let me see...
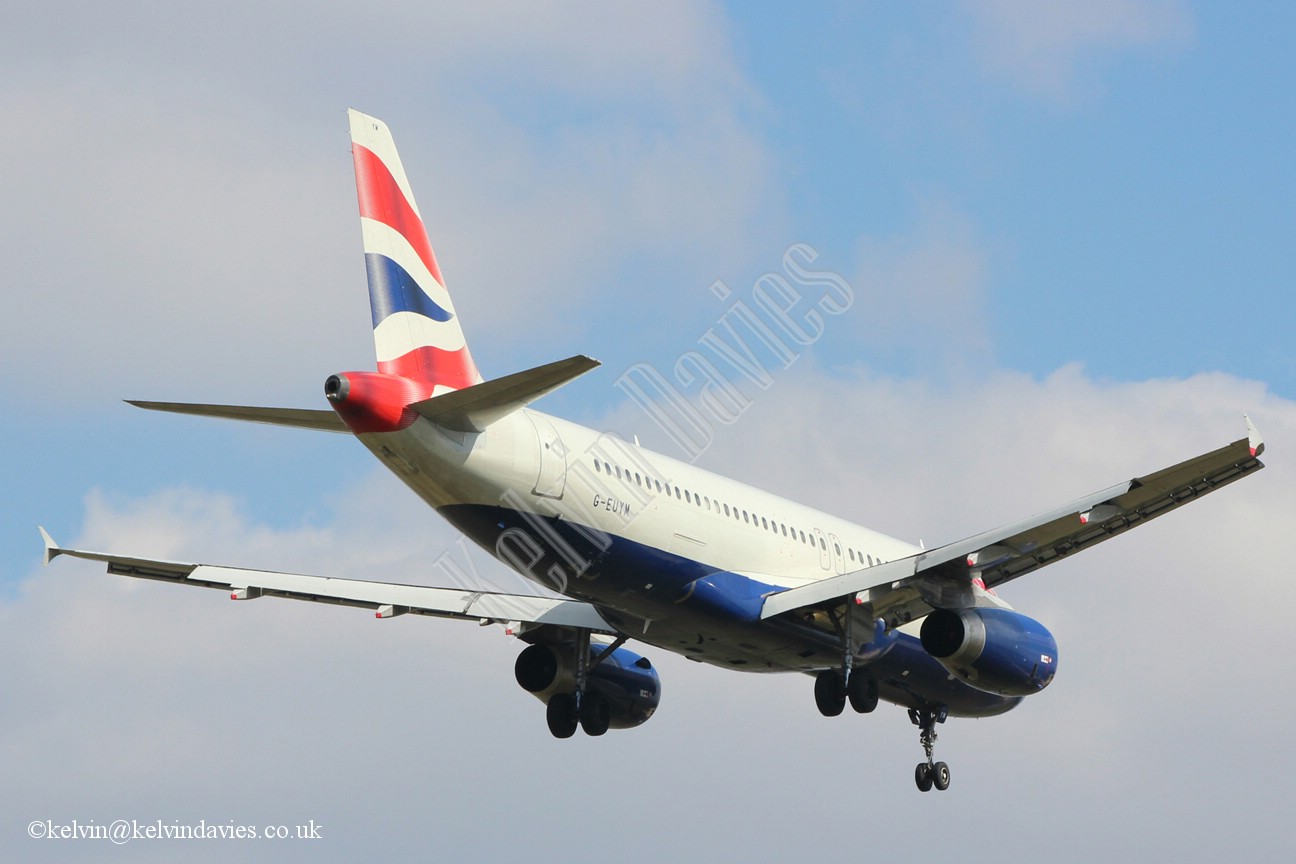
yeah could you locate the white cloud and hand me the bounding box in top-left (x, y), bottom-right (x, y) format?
top-left (0, 1), bottom-right (775, 404)
top-left (411, 104), bottom-right (777, 363)
top-left (6, 363), bottom-right (1292, 862)
top-left (960, 0), bottom-right (1194, 101)
top-left (848, 200), bottom-right (994, 378)
top-left (0, 92), bottom-right (371, 405)
top-left (3, 4), bottom-right (1289, 860)
top-left (600, 358), bottom-right (1293, 856)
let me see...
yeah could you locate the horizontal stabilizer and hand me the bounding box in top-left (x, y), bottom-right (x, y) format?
top-left (409, 354), bottom-right (600, 432)
top-left (128, 401), bottom-right (348, 432)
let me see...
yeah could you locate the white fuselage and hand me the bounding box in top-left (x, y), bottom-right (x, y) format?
top-left (365, 408), bottom-right (918, 590)
top-left (353, 407), bottom-right (1019, 717)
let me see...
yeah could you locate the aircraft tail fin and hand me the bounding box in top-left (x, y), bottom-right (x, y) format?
top-left (348, 109), bottom-right (483, 394)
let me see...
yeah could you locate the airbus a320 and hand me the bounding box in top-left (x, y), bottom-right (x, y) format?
top-left (42, 110), bottom-right (1266, 792)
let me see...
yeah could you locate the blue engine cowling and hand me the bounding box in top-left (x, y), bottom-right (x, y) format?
top-left (919, 607), bottom-right (1058, 697)
top-left (514, 643), bottom-right (661, 729)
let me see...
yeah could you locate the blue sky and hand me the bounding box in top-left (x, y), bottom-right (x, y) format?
top-left (2, 3), bottom-right (1294, 862)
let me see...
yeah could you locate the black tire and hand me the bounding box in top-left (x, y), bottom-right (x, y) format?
top-left (579, 692), bottom-right (611, 737)
top-left (814, 669), bottom-right (846, 717)
top-left (915, 762), bottom-right (933, 792)
top-left (848, 674), bottom-right (879, 714)
top-left (546, 692), bottom-right (578, 739)
top-left (932, 761), bottom-right (951, 791)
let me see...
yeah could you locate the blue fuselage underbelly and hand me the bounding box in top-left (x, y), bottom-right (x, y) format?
top-left (439, 502), bottom-right (1020, 718)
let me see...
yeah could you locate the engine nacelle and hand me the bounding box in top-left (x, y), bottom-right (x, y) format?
top-left (919, 607), bottom-right (1058, 697)
top-left (514, 643), bottom-right (661, 730)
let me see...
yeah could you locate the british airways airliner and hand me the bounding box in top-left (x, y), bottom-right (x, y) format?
top-left (42, 110), bottom-right (1266, 792)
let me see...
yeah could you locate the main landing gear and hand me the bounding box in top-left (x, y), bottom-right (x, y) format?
top-left (544, 628), bottom-right (624, 739)
top-left (545, 689), bottom-right (609, 738)
top-left (813, 668), bottom-right (879, 717)
top-left (814, 610), bottom-right (881, 718)
top-left (815, 615), bottom-right (948, 790)
top-left (909, 707), bottom-right (950, 792)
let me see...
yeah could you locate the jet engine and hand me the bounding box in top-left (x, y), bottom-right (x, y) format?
top-left (919, 607), bottom-right (1058, 697)
top-left (514, 642), bottom-right (660, 729)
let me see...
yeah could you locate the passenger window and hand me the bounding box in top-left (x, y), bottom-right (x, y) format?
top-left (635, 472), bottom-right (642, 485)
top-left (593, 459), bottom-right (601, 472)
top-left (800, 530), bottom-right (806, 543)
top-left (615, 466), bottom-right (622, 479)
top-left (849, 549), bottom-right (856, 562)
top-left (743, 511), bottom-right (750, 523)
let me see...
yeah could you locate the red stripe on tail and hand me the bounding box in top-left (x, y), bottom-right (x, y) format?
top-left (352, 143), bottom-right (445, 288)
top-left (378, 346), bottom-right (481, 391)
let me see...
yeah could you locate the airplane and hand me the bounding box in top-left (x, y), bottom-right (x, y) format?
top-left (41, 109), bottom-right (1267, 792)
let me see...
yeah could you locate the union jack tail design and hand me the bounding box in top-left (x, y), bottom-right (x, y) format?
top-left (348, 109), bottom-right (483, 393)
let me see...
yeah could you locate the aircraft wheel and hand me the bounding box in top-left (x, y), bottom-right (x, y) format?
top-left (579, 692), bottom-right (611, 737)
top-left (915, 763), bottom-right (934, 793)
top-left (546, 693), bottom-right (578, 739)
top-left (814, 670), bottom-right (846, 717)
top-left (932, 761), bottom-right (951, 791)
top-left (848, 674), bottom-right (879, 714)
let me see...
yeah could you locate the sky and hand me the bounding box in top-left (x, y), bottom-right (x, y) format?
top-left (2, 1), bottom-right (1294, 861)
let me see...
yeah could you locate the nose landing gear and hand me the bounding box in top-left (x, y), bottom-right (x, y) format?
top-left (909, 706), bottom-right (950, 792)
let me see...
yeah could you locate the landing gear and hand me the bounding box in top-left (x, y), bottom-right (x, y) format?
top-left (546, 692), bottom-right (578, 739)
top-left (815, 668), bottom-right (879, 717)
top-left (579, 691), bottom-right (611, 736)
top-left (814, 669), bottom-right (846, 717)
top-left (914, 761), bottom-right (950, 792)
top-left (932, 761), bottom-right (951, 791)
top-left (847, 673), bottom-right (879, 714)
top-left (543, 628), bottom-right (621, 739)
top-left (909, 706), bottom-right (950, 792)
top-left (815, 607), bottom-right (881, 717)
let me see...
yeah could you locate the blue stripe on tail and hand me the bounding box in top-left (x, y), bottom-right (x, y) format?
top-left (365, 253), bottom-right (453, 327)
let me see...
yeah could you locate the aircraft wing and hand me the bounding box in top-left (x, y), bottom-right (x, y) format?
top-left (761, 418), bottom-right (1266, 626)
top-left (40, 529), bottom-right (615, 633)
